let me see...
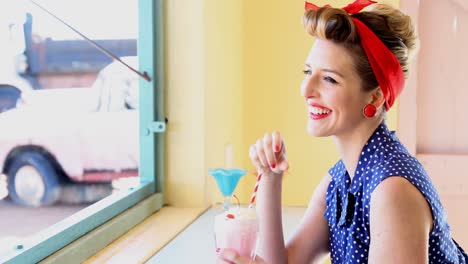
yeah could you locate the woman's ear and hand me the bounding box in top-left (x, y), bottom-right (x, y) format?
top-left (371, 87), bottom-right (385, 109)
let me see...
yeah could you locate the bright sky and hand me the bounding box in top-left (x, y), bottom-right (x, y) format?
top-left (5, 0), bottom-right (138, 40)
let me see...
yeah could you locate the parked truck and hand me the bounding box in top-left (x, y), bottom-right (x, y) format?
top-left (0, 57), bottom-right (139, 207)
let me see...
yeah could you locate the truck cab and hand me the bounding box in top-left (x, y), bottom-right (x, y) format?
top-left (0, 4), bottom-right (33, 113)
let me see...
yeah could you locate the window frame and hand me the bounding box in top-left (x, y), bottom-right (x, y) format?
top-left (1, 0), bottom-right (165, 262)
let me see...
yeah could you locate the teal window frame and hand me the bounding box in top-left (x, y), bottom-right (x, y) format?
top-left (1, 0), bottom-right (165, 262)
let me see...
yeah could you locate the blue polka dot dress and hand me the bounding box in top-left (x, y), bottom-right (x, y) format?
top-left (325, 122), bottom-right (468, 264)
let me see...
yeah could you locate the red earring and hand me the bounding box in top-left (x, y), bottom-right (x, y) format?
top-left (363, 104), bottom-right (377, 118)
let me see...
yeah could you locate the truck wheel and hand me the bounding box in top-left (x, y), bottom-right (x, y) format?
top-left (6, 151), bottom-right (61, 207)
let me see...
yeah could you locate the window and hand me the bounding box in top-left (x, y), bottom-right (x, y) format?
top-left (0, 0), bottom-right (164, 262)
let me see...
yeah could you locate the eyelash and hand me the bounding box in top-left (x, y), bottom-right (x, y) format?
top-left (323, 76), bottom-right (338, 84)
top-left (302, 70), bottom-right (338, 84)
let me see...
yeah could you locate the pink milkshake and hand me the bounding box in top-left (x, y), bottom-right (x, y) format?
top-left (214, 207), bottom-right (259, 259)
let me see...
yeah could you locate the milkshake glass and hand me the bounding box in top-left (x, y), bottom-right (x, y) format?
top-left (214, 207), bottom-right (259, 259)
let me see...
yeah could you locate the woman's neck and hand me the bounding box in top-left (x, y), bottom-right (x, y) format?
top-left (333, 117), bottom-right (383, 180)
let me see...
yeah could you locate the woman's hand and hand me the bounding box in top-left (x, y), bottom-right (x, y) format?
top-left (249, 131), bottom-right (289, 176)
top-left (217, 249), bottom-right (267, 264)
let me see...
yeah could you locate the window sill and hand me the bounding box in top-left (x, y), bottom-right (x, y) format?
top-left (39, 192), bottom-right (206, 263)
top-left (41, 203), bottom-right (310, 263)
top-left (85, 206), bottom-right (207, 263)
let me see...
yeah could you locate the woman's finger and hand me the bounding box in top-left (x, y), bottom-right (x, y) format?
top-left (249, 145), bottom-right (263, 170)
top-left (263, 133), bottom-right (277, 169)
top-left (220, 249), bottom-right (254, 264)
top-left (277, 153), bottom-right (289, 171)
top-left (272, 131), bottom-right (282, 153)
top-left (272, 131), bottom-right (288, 172)
top-left (216, 257), bottom-right (234, 264)
top-left (255, 139), bottom-right (268, 168)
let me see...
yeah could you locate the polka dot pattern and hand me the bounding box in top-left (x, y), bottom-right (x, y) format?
top-left (325, 122), bottom-right (468, 263)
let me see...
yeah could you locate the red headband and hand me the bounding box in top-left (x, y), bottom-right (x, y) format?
top-left (305, 0), bottom-right (404, 110)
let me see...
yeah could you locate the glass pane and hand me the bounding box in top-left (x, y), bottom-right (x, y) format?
top-left (0, 0), bottom-right (139, 250)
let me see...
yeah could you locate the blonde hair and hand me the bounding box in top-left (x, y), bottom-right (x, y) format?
top-left (303, 4), bottom-right (418, 92)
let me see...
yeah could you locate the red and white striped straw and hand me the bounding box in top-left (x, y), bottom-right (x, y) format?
top-left (248, 173), bottom-right (262, 208)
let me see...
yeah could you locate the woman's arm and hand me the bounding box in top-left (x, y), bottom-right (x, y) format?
top-left (284, 174), bottom-right (331, 264)
top-left (245, 131), bottom-right (290, 264)
top-left (255, 172), bottom-right (287, 264)
top-left (368, 176), bottom-right (433, 264)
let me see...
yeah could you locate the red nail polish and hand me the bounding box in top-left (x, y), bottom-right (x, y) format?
top-left (271, 164), bottom-right (276, 169)
top-left (275, 145), bottom-right (280, 152)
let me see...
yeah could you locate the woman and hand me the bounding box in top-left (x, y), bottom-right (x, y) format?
top-left (218, 1), bottom-right (468, 264)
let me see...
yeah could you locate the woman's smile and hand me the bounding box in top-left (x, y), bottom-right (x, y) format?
top-left (308, 102), bottom-right (332, 120)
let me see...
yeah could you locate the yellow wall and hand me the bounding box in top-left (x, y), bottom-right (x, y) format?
top-left (165, 1), bottom-right (206, 207)
top-left (203, 1), bottom-right (245, 206)
top-left (165, 0), bottom-right (245, 207)
top-left (165, 0), bottom-right (400, 208)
